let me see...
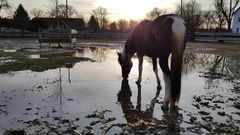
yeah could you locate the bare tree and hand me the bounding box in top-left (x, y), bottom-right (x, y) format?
top-left (92, 7), bottom-right (109, 32)
top-left (128, 19), bottom-right (138, 31)
top-left (215, 0), bottom-right (240, 30)
top-left (201, 9), bottom-right (226, 31)
top-left (117, 19), bottom-right (128, 32)
top-left (176, 0), bottom-right (203, 40)
top-left (30, 8), bottom-right (44, 18)
top-left (213, 2), bottom-right (227, 30)
top-left (110, 21), bottom-right (117, 32)
top-left (0, 0), bottom-right (11, 14)
top-left (88, 15), bottom-right (99, 32)
top-left (201, 10), bottom-right (216, 30)
top-left (47, 9), bottom-right (55, 18)
top-left (58, 4), bottom-right (78, 18)
top-left (47, 4), bottom-right (78, 18)
top-left (49, 0), bottom-right (58, 17)
top-left (146, 7), bottom-right (166, 20)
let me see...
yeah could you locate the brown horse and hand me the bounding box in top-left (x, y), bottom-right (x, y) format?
top-left (118, 14), bottom-right (186, 109)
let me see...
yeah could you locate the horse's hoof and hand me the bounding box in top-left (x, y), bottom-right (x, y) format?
top-left (157, 85), bottom-right (162, 90)
top-left (161, 103), bottom-right (169, 110)
top-left (135, 80), bottom-right (141, 84)
top-left (170, 105), bottom-right (178, 110)
top-left (170, 102), bottom-right (177, 110)
top-left (161, 105), bottom-right (169, 110)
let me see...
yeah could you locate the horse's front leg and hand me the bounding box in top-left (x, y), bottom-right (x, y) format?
top-left (152, 58), bottom-right (161, 90)
top-left (136, 56), bottom-right (143, 84)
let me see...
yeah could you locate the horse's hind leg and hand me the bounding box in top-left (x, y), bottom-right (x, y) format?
top-left (136, 55), bottom-right (143, 84)
top-left (162, 73), bottom-right (171, 109)
top-left (159, 58), bottom-right (171, 110)
top-left (152, 58), bottom-right (161, 90)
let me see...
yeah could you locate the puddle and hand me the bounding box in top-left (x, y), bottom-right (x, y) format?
top-left (0, 59), bottom-right (17, 65)
top-left (3, 49), bottom-right (17, 53)
top-left (29, 54), bottom-right (40, 59)
top-left (0, 48), bottom-right (239, 134)
top-left (73, 48), bottom-right (107, 62)
top-left (0, 57), bottom-right (17, 65)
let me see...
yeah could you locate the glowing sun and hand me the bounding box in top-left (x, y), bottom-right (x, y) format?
top-left (100, 0), bottom-right (160, 20)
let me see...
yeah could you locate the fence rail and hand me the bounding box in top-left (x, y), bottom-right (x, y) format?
top-left (0, 32), bottom-right (130, 39)
top-left (195, 32), bottom-right (240, 42)
top-left (1, 32), bottom-right (240, 42)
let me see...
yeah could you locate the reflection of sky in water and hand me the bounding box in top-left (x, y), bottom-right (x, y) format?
top-left (3, 49), bottom-right (17, 53)
top-left (0, 48), bottom-right (239, 134)
top-left (29, 54), bottom-right (40, 59)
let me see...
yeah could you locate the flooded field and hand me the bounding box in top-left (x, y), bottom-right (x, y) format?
top-left (0, 43), bottom-right (240, 134)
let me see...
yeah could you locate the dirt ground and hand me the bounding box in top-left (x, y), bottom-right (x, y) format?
top-left (0, 38), bottom-right (239, 56)
top-left (186, 41), bottom-right (240, 57)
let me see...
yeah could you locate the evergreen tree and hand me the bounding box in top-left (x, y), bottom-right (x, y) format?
top-left (110, 22), bottom-right (117, 32)
top-left (88, 15), bottom-right (99, 32)
top-left (13, 4), bottom-right (30, 36)
top-left (0, 17), bottom-right (11, 28)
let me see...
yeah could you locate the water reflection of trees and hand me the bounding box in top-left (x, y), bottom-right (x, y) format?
top-left (51, 67), bottom-right (73, 116)
top-left (183, 53), bottom-right (230, 88)
top-left (117, 79), bottom-right (182, 134)
top-left (143, 53), bottom-right (230, 88)
top-left (91, 48), bottom-right (107, 62)
top-left (74, 48), bottom-right (107, 62)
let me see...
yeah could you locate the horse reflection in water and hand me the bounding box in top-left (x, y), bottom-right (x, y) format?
top-left (118, 14), bottom-right (186, 109)
top-left (118, 79), bottom-right (181, 134)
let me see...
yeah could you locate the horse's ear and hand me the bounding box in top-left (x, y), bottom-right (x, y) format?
top-left (117, 51), bottom-right (121, 56)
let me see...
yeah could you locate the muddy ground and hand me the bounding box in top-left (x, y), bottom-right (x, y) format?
top-left (0, 38), bottom-right (239, 135)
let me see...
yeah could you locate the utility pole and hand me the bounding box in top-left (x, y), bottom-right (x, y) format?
top-left (56, 0), bottom-right (58, 18)
top-left (56, 0), bottom-right (59, 28)
top-left (66, 0), bottom-right (68, 18)
top-left (181, 0), bottom-right (183, 17)
top-left (56, 0), bottom-right (61, 47)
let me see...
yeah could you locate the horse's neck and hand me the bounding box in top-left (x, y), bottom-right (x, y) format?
top-left (122, 46), bottom-right (134, 60)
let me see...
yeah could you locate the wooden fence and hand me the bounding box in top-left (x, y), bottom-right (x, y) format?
top-left (1, 31), bottom-right (240, 42)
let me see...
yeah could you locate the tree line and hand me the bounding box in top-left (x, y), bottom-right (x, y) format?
top-left (0, 3), bottom-right (139, 34)
top-left (0, 0), bottom-right (239, 37)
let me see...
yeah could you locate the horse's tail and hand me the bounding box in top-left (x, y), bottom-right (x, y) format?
top-left (170, 16), bottom-right (186, 104)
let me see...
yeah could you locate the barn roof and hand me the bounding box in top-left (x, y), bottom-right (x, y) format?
top-left (233, 6), bottom-right (240, 14)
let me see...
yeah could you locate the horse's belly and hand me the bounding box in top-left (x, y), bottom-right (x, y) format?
top-left (142, 47), bottom-right (158, 58)
top-left (143, 45), bottom-right (171, 58)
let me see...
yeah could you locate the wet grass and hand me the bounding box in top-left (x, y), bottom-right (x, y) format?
top-left (0, 51), bottom-right (94, 74)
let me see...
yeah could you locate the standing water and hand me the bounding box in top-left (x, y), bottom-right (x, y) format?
top-left (0, 48), bottom-right (239, 134)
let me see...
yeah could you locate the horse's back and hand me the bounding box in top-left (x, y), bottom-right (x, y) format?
top-left (152, 14), bottom-right (186, 50)
top-left (132, 20), bottom-right (152, 35)
top-left (152, 14), bottom-right (186, 57)
top-left (127, 20), bottom-right (153, 56)
top-left (126, 14), bottom-right (186, 58)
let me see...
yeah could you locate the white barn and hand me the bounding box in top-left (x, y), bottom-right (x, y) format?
top-left (232, 7), bottom-right (240, 33)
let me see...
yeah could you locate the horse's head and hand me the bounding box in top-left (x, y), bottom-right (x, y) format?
top-left (118, 52), bottom-right (133, 79)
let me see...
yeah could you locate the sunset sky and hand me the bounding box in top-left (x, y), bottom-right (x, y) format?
top-left (3, 0), bottom-right (214, 20)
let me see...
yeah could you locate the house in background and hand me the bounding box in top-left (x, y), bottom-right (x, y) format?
top-left (232, 7), bottom-right (240, 33)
